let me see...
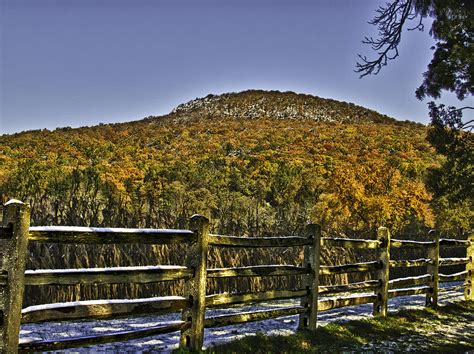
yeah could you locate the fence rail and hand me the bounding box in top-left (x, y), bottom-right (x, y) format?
top-left (209, 234), bottom-right (311, 247)
top-left (320, 261), bottom-right (382, 275)
top-left (22, 266), bottom-right (193, 286)
top-left (207, 265), bottom-right (308, 278)
top-left (206, 289), bottom-right (308, 307)
top-left (390, 239), bottom-right (435, 248)
top-left (20, 296), bottom-right (189, 324)
top-left (318, 293), bottom-right (378, 311)
top-left (0, 199), bottom-right (473, 353)
top-left (28, 226), bottom-right (195, 244)
top-left (321, 237), bottom-right (381, 249)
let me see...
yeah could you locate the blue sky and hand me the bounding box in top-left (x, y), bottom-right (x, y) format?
top-left (0, 0), bottom-right (467, 134)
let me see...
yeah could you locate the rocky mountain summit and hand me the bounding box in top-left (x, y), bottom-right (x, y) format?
top-left (170, 90), bottom-right (398, 124)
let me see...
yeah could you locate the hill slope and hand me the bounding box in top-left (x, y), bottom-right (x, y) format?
top-left (0, 89), bottom-right (447, 305)
top-left (1, 89), bottom-right (435, 235)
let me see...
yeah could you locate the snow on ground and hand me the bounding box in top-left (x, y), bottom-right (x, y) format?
top-left (20, 284), bottom-right (465, 353)
top-left (29, 226), bottom-right (193, 234)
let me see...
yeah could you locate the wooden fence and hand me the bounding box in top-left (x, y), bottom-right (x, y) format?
top-left (0, 199), bottom-right (472, 353)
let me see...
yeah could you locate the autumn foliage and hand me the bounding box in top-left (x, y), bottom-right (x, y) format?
top-left (1, 110), bottom-right (437, 235)
top-left (0, 90), bottom-right (462, 304)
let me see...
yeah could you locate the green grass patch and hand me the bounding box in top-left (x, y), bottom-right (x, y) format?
top-left (200, 301), bottom-right (474, 353)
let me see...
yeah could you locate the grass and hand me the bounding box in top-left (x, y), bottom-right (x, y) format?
top-left (201, 301), bottom-right (474, 353)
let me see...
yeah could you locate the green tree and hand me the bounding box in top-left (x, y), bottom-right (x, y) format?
top-left (357, 0), bottom-right (473, 233)
top-left (356, 0), bottom-right (472, 100)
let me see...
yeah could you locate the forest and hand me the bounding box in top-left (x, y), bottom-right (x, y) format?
top-left (0, 90), bottom-right (470, 305)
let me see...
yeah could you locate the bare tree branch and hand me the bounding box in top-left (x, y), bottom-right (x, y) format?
top-left (355, 0), bottom-right (424, 78)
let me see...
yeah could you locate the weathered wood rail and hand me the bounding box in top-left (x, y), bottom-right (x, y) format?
top-left (0, 199), bottom-right (472, 353)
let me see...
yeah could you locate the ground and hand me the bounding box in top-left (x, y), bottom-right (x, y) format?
top-left (20, 284), bottom-right (471, 353)
top-left (208, 301), bottom-right (474, 353)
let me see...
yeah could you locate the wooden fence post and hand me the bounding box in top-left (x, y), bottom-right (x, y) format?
top-left (373, 227), bottom-right (390, 317)
top-left (180, 215), bottom-right (209, 351)
top-left (465, 232), bottom-right (474, 301)
top-left (298, 224), bottom-right (321, 331)
top-left (0, 200), bottom-right (30, 354)
top-left (426, 230), bottom-right (440, 307)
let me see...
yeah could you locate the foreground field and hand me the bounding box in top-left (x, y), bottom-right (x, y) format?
top-left (20, 286), bottom-right (470, 352)
top-left (209, 301), bottom-right (474, 353)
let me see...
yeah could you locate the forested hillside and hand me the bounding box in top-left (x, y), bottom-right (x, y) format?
top-left (1, 90), bottom-right (467, 305)
top-left (1, 90), bottom-right (443, 234)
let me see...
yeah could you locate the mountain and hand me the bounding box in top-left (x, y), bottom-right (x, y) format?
top-left (1, 89), bottom-right (456, 305)
top-left (1, 89), bottom-right (440, 233)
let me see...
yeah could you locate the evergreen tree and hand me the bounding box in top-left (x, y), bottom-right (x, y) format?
top-left (357, 0), bottom-right (473, 232)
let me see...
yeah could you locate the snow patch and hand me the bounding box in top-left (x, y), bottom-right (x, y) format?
top-left (25, 265), bottom-right (187, 274)
top-left (20, 283), bottom-right (464, 353)
top-left (4, 199), bottom-right (24, 206)
top-left (29, 226), bottom-right (193, 234)
top-left (23, 296), bottom-right (186, 313)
